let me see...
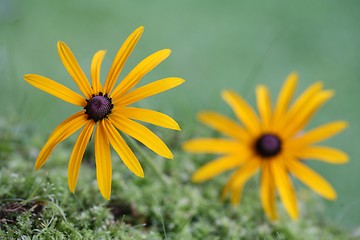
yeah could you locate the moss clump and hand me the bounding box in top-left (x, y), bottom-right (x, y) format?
top-left (0, 119), bottom-right (351, 239)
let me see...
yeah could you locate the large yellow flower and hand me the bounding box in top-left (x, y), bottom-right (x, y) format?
top-left (24, 26), bottom-right (184, 199)
top-left (183, 73), bottom-right (348, 220)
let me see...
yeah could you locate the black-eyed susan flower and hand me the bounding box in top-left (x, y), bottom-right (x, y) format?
top-left (183, 73), bottom-right (348, 220)
top-left (24, 26), bottom-right (184, 199)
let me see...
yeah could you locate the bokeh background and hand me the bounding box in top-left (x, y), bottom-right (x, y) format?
top-left (1, 0), bottom-right (359, 230)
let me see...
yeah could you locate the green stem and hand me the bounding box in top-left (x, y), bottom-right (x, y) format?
top-left (124, 135), bottom-right (169, 187)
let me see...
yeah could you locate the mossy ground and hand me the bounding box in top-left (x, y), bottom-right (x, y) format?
top-left (0, 118), bottom-right (354, 239)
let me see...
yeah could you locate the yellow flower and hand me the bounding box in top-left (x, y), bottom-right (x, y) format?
top-left (24, 26), bottom-right (184, 200)
top-left (183, 73), bottom-right (348, 220)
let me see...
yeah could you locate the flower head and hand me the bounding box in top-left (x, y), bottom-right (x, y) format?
top-left (24, 26), bottom-right (185, 199)
top-left (183, 73), bottom-right (348, 220)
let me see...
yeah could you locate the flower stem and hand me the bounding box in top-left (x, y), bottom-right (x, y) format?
top-left (123, 135), bottom-right (169, 187)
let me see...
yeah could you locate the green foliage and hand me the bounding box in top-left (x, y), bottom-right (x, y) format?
top-left (0, 119), bottom-right (352, 239)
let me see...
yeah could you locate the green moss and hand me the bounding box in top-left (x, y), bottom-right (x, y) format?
top-left (0, 119), bottom-right (351, 239)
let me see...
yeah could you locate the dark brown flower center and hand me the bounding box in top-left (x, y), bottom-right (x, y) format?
top-left (255, 134), bottom-right (282, 158)
top-left (84, 92), bottom-right (113, 122)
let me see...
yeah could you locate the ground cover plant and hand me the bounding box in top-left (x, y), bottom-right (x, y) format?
top-left (0, 118), bottom-right (353, 239)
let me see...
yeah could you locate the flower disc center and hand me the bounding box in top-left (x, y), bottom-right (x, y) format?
top-left (255, 134), bottom-right (282, 158)
top-left (85, 93), bottom-right (113, 122)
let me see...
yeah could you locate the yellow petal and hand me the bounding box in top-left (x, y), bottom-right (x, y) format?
top-left (291, 146), bottom-right (349, 164)
top-left (35, 112), bottom-right (88, 170)
top-left (68, 121), bottom-right (95, 193)
top-left (286, 158), bottom-right (336, 200)
top-left (111, 49), bottom-right (171, 99)
top-left (230, 183), bottom-right (245, 206)
top-left (221, 171), bottom-right (238, 201)
top-left (57, 41), bottom-right (93, 98)
top-left (183, 138), bottom-right (242, 154)
top-left (222, 90), bottom-right (260, 136)
top-left (272, 72), bottom-right (298, 130)
top-left (115, 77), bottom-right (185, 106)
top-left (270, 159), bottom-right (299, 220)
top-left (91, 50), bottom-right (106, 94)
top-left (197, 111), bottom-right (250, 141)
top-left (104, 26), bottom-right (144, 94)
top-left (260, 162), bottom-right (278, 220)
top-left (192, 152), bottom-right (251, 183)
top-left (115, 107), bottom-right (180, 130)
top-left (256, 85), bottom-right (272, 130)
top-left (283, 90), bottom-right (334, 138)
top-left (95, 122), bottom-right (112, 200)
top-left (102, 120), bottom-right (143, 177)
top-left (220, 157), bottom-right (260, 204)
top-left (24, 74), bottom-right (86, 107)
top-left (230, 157), bottom-right (261, 192)
top-left (285, 81), bottom-right (323, 121)
top-left (287, 121), bottom-right (348, 147)
top-left (110, 114), bottom-right (173, 159)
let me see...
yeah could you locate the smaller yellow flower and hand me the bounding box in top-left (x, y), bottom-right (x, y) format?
top-left (25, 26), bottom-right (184, 199)
top-left (183, 73), bottom-right (348, 220)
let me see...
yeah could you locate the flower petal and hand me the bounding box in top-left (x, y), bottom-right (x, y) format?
top-left (35, 112), bottom-right (88, 170)
top-left (230, 158), bottom-right (261, 193)
top-left (230, 184), bottom-right (244, 206)
top-left (285, 158), bottom-right (336, 200)
top-left (285, 81), bottom-right (323, 121)
top-left (221, 171), bottom-right (238, 201)
top-left (283, 90), bottom-right (334, 138)
top-left (256, 85), bottom-right (272, 130)
top-left (102, 119), bottom-right (144, 178)
top-left (115, 77), bottom-right (185, 106)
top-left (104, 26), bottom-right (144, 94)
top-left (261, 162), bottom-right (278, 220)
top-left (192, 152), bottom-right (251, 183)
top-left (272, 72), bottom-right (298, 129)
top-left (287, 121), bottom-right (348, 147)
top-left (68, 121), bottom-right (95, 193)
top-left (110, 114), bottom-right (173, 159)
top-left (24, 74), bottom-right (86, 107)
top-left (270, 158), bottom-right (299, 220)
top-left (95, 122), bottom-right (112, 200)
top-left (291, 146), bottom-right (349, 164)
top-left (183, 138), bottom-right (243, 154)
top-left (222, 90), bottom-right (260, 136)
top-left (57, 41), bottom-right (93, 98)
top-left (114, 107), bottom-right (180, 130)
top-left (111, 49), bottom-right (171, 99)
top-left (91, 50), bottom-right (106, 94)
top-left (220, 157), bottom-right (260, 204)
top-left (197, 111), bottom-right (251, 141)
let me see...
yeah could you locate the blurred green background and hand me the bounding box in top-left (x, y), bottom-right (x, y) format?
top-left (1, 0), bottom-right (359, 230)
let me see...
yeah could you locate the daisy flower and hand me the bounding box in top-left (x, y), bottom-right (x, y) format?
top-left (24, 26), bottom-right (184, 199)
top-left (183, 73), bottom-right (348, 220)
